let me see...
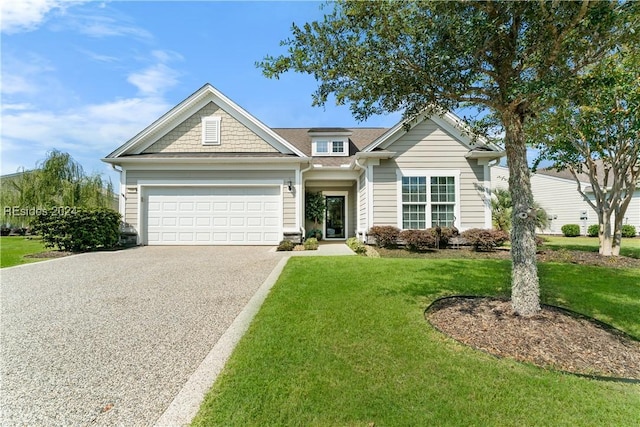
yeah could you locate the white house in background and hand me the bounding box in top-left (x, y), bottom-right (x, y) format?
top-left (491, 165), bottom-right (640, 235)
top-left (102, 83), bottom-right (504, 246)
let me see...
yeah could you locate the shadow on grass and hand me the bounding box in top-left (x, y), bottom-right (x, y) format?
top-left (379, 258), bottom-right (512, 302)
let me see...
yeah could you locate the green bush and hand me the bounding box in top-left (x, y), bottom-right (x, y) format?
top-left (561, 224), bottom-right (581, 237)
top-left (346, 237), bottom-right (367, 254)
top-left (277, 240), bottom-right (295, 251)
top-left (31, 208), bottom-right (120, 252)
top-left (461, 228), bottom-right (509, 252)
top-left (368, 225), bottom-right (400, 248)
top-left (587, 224), bottom-right (600, 237)
top-left (306, 228), bottom-right (323, 240)
top-left (399, 227), bottom-right (452, 251)
top-left (304, 237), bottom-right (319, 250)
top-left (621, 224), bottom-right (637, 238)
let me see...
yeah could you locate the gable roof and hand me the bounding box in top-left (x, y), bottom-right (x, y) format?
top-left (363, 110), bottom-right (503, 158)
top-left (105, 83), bottom-right (307, 159)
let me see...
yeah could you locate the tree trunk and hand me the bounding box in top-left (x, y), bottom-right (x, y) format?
top-left (599, 213), bottom-right (614, 256)
top-left (503, 113), bottom-right (540, 316)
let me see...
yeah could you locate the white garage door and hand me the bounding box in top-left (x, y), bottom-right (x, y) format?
top-left (145, 186), bottom-right (281, 245)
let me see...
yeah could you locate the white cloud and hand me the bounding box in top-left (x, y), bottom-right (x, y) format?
top-left (0, 0), bottom-right (86, 34)
top-left (126, 50), bottom-right (183, 96)
top-left (60, 12), bottom-right (152, 40)
top-left (127, 64), bottom-right (180, 96)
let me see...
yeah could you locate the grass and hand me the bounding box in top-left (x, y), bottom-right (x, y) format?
top-left (542, 235), bottom-right (640, 259)
top-left (193, 257), bottom-right (640, 426)
top-left (0, 236), bottom-right (50, 268)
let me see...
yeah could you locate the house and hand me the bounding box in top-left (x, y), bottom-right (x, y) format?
top-left (491, 165), bottom-right (640, 234)
top-left (102, 83), bottom-right (504, 245)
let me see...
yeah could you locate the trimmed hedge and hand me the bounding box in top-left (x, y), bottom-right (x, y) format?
top-left (368, 226), bottom-right (400, 248)
top-left (621, 224), bottom-right (637, 238)
top-left (561, 224), bottom-right (581, 237)
top-left (461, 228), bottom-right (509, 252)
top-left (31, 208), bottom-right (121, 252)
top-left (304, 237), bottom-right (319, 250)
top-left (346, 237), bottom-right (367, 255)
top-left (399, 227), bottom-right (452, 251)
top-left (277, 240), bottom-right (295, 251)
top-left (587, 224), bottom-right (599, 237)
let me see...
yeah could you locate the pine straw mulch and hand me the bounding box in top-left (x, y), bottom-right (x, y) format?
top-left (25, 250), bottom-right (74, 259)
top-left (427, 297), bottom-right (640, 381)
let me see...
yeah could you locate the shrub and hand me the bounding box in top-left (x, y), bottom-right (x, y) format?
top-left (346, 237), bottom-right (367, 254)
top-left (621, 224), bottom-right (637, 238)
top-left (304, 237), bottom-right (319, 250)
top-left (293, 244), bottom-right (306, 251)
top-left (368, 225), bottom-right (400, 248)
top-left (561, 224), bottom-right (581, 237)
top-left (1, 226), bottom-right (11, 236)
top-left (306, 228), bottom-right (323, 240)
top-left (31, 208), bottom-right (120, 252)
top-left (587, 224), bottom-right (600, 237)
top-left (461, 228), bottom-right (509, 251)
top-left (399, 227), bottom-right (453, 251)
top-left (277, 240), bottom-right (295, 251)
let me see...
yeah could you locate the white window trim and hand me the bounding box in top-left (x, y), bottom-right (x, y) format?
top-left (312, 137), bottom-right (348, 156)
top-left (202, 116), bottom-right (221, 145)
top-left (396, 169), bottom-right (461, 230)
top-left (322, 190), bottom-right (348, 239)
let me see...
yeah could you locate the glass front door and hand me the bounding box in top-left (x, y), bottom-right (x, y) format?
top-left (325, 196), bottom-right (345, 239)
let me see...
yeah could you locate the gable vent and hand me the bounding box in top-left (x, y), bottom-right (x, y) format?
top-left (202, 116), bottom-right (221, 145)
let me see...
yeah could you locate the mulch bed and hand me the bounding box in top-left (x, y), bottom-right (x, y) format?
top-left (24, 251), bottom-right (74, 259)
top-left (427, 297), bottom-right (640, 380)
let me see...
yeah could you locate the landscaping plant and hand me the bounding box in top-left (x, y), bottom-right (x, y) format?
top-left (561, 224), bottom-right (581, 238)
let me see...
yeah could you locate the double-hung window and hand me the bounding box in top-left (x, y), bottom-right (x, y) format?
top-left (400, 172), bottom-right (458, 229)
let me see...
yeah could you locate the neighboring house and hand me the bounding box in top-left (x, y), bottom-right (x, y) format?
top-left (491, 165), bottom-right (640, 234)
top-left (102, 83), bottom-right (503, 245)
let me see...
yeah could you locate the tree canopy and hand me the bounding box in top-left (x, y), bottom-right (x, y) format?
top-left (531, 48), bottom-right (640, 256)
top-left (1, 150), bottom-right (115, 227)
top-left (260, 0), bottom-right (638, 315)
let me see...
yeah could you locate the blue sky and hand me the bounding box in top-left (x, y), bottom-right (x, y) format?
top-left (2, 1), bottom-right (404, 184)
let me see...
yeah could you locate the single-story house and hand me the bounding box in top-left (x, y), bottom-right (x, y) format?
top-left (102, 83), bottom-right (504, 245)
top-left (491, 165), bottom-right (640, 235)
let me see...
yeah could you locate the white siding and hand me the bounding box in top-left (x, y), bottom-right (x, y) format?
top-left (491, 166), bottom-right (596, 234)
top-left (372, 119), bottom-right (488, 230)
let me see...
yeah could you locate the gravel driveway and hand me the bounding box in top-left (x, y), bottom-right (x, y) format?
top-left (0, 246), bottom-right (284, 426)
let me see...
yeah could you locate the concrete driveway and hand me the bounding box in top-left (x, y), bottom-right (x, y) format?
top-left (0, 246), bottom-right (286, 426)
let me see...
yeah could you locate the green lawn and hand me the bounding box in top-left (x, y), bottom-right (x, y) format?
top-left (193, 257), bottom-right (640, 426)
top-left (0, 236), bottom-right (50, 268)
top-left (542, 235), bottom-right (640, 259)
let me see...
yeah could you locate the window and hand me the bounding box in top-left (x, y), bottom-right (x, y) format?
top-left (316, 140), bottom-right (328, 153)
top-left (202, 116), bottom-right (221, 145)
top-left (401, 174), bottom-right (457, 229)
top-left (332, 140), bottom-right (344, 153)
top-left (312, 138), bottom-right (348, 156)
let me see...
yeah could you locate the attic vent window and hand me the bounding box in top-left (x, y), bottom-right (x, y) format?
top-left (202, 116), bottom-right (221, 145)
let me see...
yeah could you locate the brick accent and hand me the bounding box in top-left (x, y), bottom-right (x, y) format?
top-left (143, 102), bottom-right (279, 153)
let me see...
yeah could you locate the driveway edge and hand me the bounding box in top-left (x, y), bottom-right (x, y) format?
top-left (153, 255), bottom-right (290, 426)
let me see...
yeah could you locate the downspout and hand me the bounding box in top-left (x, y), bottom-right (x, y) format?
top-left (354, 158), bottom-right (368, 243)
top-left (299, 161), bottom-right (314, 240)
top-left (110, 164), bottom-right (125, 218)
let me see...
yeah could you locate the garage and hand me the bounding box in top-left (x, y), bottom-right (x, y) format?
top-left (144, 186), bottom-right (282, 245)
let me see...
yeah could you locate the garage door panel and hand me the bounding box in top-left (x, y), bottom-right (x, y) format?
top-left (146, 186), bottom-right (282, 245)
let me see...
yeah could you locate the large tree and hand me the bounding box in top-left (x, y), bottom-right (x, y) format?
top-left (260, 0), bottom-right (636, 316)
top-left (531, 49), bottom-right (640, 256)
top-left (1, 150), bottom-right (114, 226)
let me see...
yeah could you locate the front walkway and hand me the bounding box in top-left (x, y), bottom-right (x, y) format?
top-left (288, 242), bottom-right (355, 256)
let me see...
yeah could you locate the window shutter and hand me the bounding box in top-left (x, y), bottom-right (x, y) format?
top-left (202, 117), bottom-right (221, 145)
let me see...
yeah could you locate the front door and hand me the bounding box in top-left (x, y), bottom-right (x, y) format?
top-left (325, 195), bottom-right (345, 239)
